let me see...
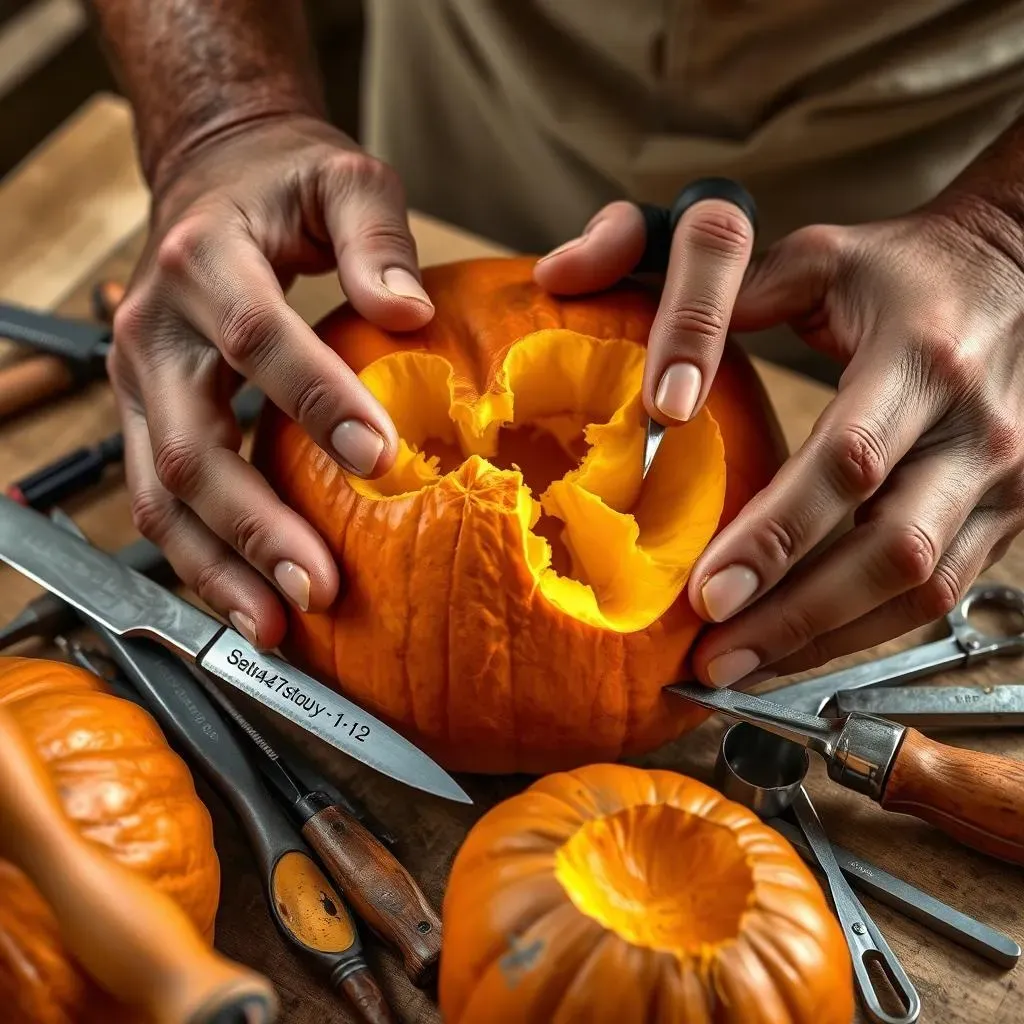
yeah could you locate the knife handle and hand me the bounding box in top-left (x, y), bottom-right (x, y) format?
top-left (0, 703), bottom-right (278, 1024)
top-left (881, 728), bottom-right (1024, 865)
top-left (300, 798), bottom-right (442, 987)
top-left (0, 354), bottom-right (75, 420)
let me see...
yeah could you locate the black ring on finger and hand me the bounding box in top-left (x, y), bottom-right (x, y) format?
top-left (634, 177), bottom-right (758, 274)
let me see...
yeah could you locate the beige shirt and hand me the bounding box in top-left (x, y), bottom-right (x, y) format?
top-left (362, 1), bottom-right (1024, 255)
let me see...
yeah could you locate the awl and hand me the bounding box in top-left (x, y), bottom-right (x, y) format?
top-left (667, 682), bottom-right (1024, 864)
top-left (0, 495), bottom-right (470, 805)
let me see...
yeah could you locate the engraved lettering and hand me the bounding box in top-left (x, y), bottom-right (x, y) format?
top-left (228, 648), bottom-right (242, 666)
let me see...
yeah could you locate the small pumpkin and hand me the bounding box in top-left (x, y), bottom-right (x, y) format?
top-left (439, 764), bottom-right (854, 1024)
top-left (0, 656), bottom-right (221, 1024)
top-left (254, 257), bottom-right (786, 773)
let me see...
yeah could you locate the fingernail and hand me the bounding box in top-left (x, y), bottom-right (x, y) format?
top-left (331, 419), bottom-right (385, 476)
top-left (229, 611), bottom-right (259, 648)
top-left (706, 648), bottom-right (760, 689)
top-left (537, 235), bottom-right (586, 263)
top-left (382, 267), bottom-right (432, 306)
top-left (701, 564), bottom-right (759, 622)
top-left (655, 362), bottom-right (702, 422)
top-left (274, 560), bottom-right (310, 611)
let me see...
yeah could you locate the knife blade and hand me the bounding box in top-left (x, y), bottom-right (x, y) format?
top-left (642, 417), bottom-right (665, 479)
top-left (0, 303), bottom-right (111, 370)
top-left (833, 684), bottom-right (1024, 729)
top-left (0, 496), bottom-right (470, 805)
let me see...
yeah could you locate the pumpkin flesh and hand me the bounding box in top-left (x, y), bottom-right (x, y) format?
top-left (254, 258), bottom-right (786, 773)
top-left (440, 765), bottom-right (854, 1024)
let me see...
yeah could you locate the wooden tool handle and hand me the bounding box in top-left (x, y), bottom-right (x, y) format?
top-left (0, 354), bottom-right (75, 419)
top-left (0, 705), bottom-right (278, 1024)
top-left (881, 728), bottom-right (1024, 865)
top-left (301, 803), bottom-right (442, 987)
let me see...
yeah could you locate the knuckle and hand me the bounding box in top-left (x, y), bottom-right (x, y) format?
top-left (915, 567), bottom-right (963, 621)
top-left (111, 296), bottom-right (150, 349)
top-left (231, 509), bottom-right (271, 564)
top-left (130, 487), bottom-right (176, 544)
top-left (680, 205), bottom-right (753, 258)
top-left (291, 376), bottom-right (338, 426)
top-left (328, 150), bottom-right (403, 199)
top-left (218, 300), bottom-right (285, 368)
top-left (787, 223), bottom-right (847, 261)
top-left (155, 216), bottom-right (212, 279)
top-left (883, 522), bottom-right (940, 587)
top-left (191, 559), bottom-right (233, 607)
top-left (828, 422), bottom-right (888, 497)
top-left (152, 435), bottom-right (205, 498)
top-left (775, 602), bottom-right (819, 650)
top-left (662, 297), bottom-right (727, 343)
top-left (981, 409), bottom-right (1024, 465)
top-left (752, 515), bottom-right (800, 567)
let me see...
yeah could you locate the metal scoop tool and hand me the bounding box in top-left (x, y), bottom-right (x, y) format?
top-left (714, 724), bottom-right (1019, 970)
top-left (713, 723), bottom-right (920, 1024)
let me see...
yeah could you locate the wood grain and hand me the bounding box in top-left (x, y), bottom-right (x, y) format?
top-left (301, 804), bottom-right (443, 989)
top-left (0, 95), bottom-right (1022, 1024)
top-left (882, 729), bottom-right (1024, 866)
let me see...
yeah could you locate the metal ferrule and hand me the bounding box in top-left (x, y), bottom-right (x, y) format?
top-left (828, 713), bottom-right (905, 799)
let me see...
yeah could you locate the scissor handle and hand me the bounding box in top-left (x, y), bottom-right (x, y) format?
top-left (946, 582), bottom-right (1024, 660)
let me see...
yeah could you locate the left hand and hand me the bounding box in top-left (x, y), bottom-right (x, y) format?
top-left (534, 195), bottom-right (1024, 688)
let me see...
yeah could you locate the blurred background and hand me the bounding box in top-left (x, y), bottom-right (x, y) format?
top-left (0, 0), bottom-right (366, 179)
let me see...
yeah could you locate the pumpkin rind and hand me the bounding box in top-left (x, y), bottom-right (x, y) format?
top-left (253, 257), bottom-right (786, 773)
top-left (0, 657), bottom-right (220, 1024)
top-left (439, 764), bottom-right (854, 1024)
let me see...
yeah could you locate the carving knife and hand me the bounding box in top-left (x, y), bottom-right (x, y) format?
top-left (666, 681), bottom-right (1024, 864)
top-left (0, 495), bottom-right (471, 805)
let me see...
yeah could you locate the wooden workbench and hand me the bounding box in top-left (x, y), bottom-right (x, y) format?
top-left (1, 95), bottom-right (1022, 1024)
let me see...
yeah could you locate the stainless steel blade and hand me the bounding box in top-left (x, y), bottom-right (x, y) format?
top-left (642, 417), bottom-right (665, 478)
top-left (665, 682), bottom-right (841, 754)
top-left (833, 685), bottom-right (1024, 729)
top-left (0, 498), bottom-right (471, 804)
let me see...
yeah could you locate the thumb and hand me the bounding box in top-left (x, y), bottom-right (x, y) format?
top-left (731, 224), bottom-right (847, 333)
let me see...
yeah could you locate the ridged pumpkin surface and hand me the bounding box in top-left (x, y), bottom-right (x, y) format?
top-left (440, 764), bottom-right (854, 1024)
top-left (254, 257), bottom-right (785, 773)
top-left (0, 657), bottom-right (220, 1024)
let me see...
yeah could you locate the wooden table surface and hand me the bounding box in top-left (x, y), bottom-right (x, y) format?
top-left (1, 95), bottom-right (1022, 1024)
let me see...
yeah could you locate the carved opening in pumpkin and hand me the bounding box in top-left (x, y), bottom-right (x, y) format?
top-left (553, 803), bottom-right (754, 954)
top-left (347, 329), bottom-right (727, 632)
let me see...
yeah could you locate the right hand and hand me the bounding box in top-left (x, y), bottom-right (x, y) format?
top-left (109, 114), bottom-right (433, 649)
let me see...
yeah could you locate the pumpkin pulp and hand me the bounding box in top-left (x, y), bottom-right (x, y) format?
top-left (554, 804), bottom-right (754, 956)
top-left (350, 329), bottom-right (727, 632)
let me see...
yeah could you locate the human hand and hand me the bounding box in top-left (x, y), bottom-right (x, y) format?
top-left (109, 114), bottom-right (433, 649)
top-left (535, 195), bottom-right (1024, 687)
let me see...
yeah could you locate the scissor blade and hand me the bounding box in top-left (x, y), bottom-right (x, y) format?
top-left (642, 417), bottom-right (666, 479)
top-left (833, 684), bottom-right (1024, 729)
top-left (665, 682), bottom-right (840, 752)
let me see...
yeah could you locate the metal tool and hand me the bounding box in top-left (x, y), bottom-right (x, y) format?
top-left (668, 681), bottom-right (1024, 863)
top-left (0, 302), bottom-right (111, 370)
top-left (713, 724), bottom-right (919, 1023)
top-left (0, 496), bottom-right (471, 804)
top-left (0, 534), bottom-right (170, 650)
top-left (59, 637), bottom-right (394, 1024)
top-left (716, 723), bottom-right (1019, 969)
top-left (765, 582), bottom-right (1024, 714)
top-left (834, 684), bottom-right (1024, 729)
top-left (642, 417), bottom-right (666, 478)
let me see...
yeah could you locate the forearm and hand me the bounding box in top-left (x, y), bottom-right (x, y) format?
top-left (86, 0), bottom-right (327, 191)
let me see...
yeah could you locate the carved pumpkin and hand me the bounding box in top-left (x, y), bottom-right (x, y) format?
top-left (0, 656), bottom-right (220, 1024)
top-left (439, 764), bottom-right (854, 1024)
top-left (254, 257), bottom-right (785, 773)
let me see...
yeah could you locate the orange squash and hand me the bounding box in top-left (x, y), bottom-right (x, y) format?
top-left (439, 764), bottom-right (854, 1024)
top-left (254, 257), bottom-right (785, 773)
top-left (0, 656), bottom-right (221, 1024)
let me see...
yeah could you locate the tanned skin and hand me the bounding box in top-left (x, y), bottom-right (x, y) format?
top-left (88, 1), bottom-right (1024, 692)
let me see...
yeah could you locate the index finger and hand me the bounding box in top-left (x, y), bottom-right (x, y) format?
top-left (642, 189), bottom-right (756, 424)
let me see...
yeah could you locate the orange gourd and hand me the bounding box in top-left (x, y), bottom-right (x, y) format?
top-left (0, 656), bottom-right (221, 1024)
top-left (439, 764), bottom-right (854, 1024)
top-left (254, 257), bottom-right (786, 773)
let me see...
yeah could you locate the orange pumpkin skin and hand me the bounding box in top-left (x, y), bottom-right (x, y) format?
top-left (254, 257), bottom-right (786, 773)
top-left (0, 657), bottom-right (220, 1024)
top-left (439, 764), bottom-right (854, 1024)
